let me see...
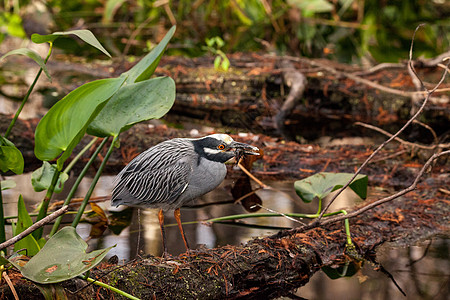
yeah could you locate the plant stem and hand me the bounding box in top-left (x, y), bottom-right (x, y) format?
top-left (63, 137), bottom-right (98, 174)
top-left (316, 198), bottom-right (322, 215)
top-left (71, 136), bottom-right (117, 228)
top-left (82, 276), bottom-right (140, 300)
top-left (164, 210), bottom-right (346, 227)
top-left (32, 167), bottom-right (59, 240)
top-left (50, 137), bottom-right (109, 237)
top-left (0, 183), bottom-right (5, 255)
top-left (4, 43), bottom-right (53, 139)
top-left (340, 210), bottom-right (353, 246)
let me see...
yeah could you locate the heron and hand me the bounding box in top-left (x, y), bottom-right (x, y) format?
top-left (111, 134), bottom-right (259, 254)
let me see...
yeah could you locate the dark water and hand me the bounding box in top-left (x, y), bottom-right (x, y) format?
top-left (3, 174), bottom-right (448, 299)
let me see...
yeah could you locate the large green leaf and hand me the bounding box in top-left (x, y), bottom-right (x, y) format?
top-left (11, 227), bottom-right (114, 284)
top-left (13, 196), bottom-right (41, 256)
top-left (31, 162), bottom-right (69, 193)
top-left (294, 172), bottom-right (368, 203)
top-left (123, 25), bottom-right (176, 84)
top-left (31, 30), bottom-right (111, 57)
top-left (0, 136), bottom-right (24, 175)
top-left (0, 48), bottom-right (51, 81)
top-left (34, 77), bottom-right (125, 167)
top-left (87, 76), bottom-right (176, 137)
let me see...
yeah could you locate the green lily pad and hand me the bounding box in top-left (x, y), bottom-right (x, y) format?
top-left (11, 227), bottom-right (114, 284)
top-left (294, 172), bottom-right (368, 203)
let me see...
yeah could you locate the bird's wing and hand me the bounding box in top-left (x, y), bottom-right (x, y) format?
top-left (126, 159), bottom-right (192, 205)
top-left (112, 140), bottom-right (195, 206)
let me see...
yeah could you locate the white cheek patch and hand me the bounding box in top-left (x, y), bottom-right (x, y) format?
top-left (204, 147), bottom-right (222, 155)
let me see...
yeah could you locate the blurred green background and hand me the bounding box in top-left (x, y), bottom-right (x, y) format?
top-left (1, 0), bottom-right (449, 63)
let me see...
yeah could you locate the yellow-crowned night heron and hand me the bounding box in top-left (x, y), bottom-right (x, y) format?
top-left (111, 134), bottom-right (259, 254)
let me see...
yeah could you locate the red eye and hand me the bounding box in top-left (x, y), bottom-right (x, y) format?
top-left (217, 144), bottom-right (225, 150)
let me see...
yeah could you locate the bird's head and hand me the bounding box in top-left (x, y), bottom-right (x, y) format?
top-left (193, 134), bottom-right (259, 163)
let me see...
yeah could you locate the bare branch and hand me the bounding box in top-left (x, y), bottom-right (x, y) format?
top-left (0, 205), bottom-right (69, 251)
top-left (318, 150), bottom-right (450, 227)
top-left (412, 120), bottom-right (439, 145)
top-left (355, 122), bottom-right (450, 150)
top-left (270, 150), bottom-right (449, 238)
top-left (315, 25), bottom-right (449, 222)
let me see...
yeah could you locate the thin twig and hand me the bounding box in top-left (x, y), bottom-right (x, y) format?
top-left (355, 122), bottom-right (450, 150)
top-left (233, 188), bottom-right (263, 204)
top-left (438, 188), bottom-right (450, 195)
top-left (370, 149), bottom-right (409, 163)
top-left (317, 150), bottom-right (449, 227)
top-left (284, 55), bottom-right (413, 97)
top-left (237, 161), bottom-right (269, 189)
top-left (315, 25), bottom-right (450, 222)
top-left (270, 150), bottom-right (450, 238)
top-left (2, 271), bottom-right (19, 300)
top-left (412, 120), bottom-right (439, 145)
top-left (283, 54), bottom-right (449, 98)
top-left (251, 203), bottom-right (307, 225)
top-left (0, 205), bottom-right (68, 250)
top-left (351, 62), bottom-right (405, 76)
top-left (122, 17), bottom-right (152, 57)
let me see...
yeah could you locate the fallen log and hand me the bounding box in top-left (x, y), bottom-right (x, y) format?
top-left (3, 115), bottom-right (447, 191)
top-left (1, 185), bottom-right (447, 299)
top-left (1, 53), bottom-right (449, 141)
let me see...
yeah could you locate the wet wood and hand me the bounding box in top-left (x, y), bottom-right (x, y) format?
top-left (4, 115), bottom-right (447, 192)
top-left (2, 53), bottom-right (449, 140)
top-left (2, 185), bottom-right (446, 299)
top-left (92, 187), bottom-right (447, 299)
top-left (159, 54), bottom-right (449, 139)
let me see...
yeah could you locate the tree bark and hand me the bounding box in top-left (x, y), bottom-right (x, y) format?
top-left (2, 53), bottom-right (449, 139)
top-left (91, 191), bottom-right (448, 299)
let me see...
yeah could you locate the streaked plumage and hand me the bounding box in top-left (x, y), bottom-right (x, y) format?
top-left (111, 133), bottom-right (259, 254)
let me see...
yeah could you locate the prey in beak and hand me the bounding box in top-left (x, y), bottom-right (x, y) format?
top-left (228, 141), bottom-right (260, 163)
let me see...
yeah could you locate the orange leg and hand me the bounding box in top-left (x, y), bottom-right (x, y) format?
top-left (174, 208), bottom-right (190, 252)
top-left (158, 209), bottom-right (168, 256)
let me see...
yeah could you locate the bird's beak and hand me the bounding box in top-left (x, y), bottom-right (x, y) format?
top-left (229, 141), bottom-right (260, 155)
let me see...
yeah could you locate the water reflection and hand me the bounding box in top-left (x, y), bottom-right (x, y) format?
top-left (297, 237), bottom-right (449, 300)
top-left (3, 173), bottom-right (447, 299)
top-left (3, 173), bottom-right (358, 259)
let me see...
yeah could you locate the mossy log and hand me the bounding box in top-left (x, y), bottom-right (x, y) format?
top-left (2, 115), bottom-right (444, 191)
top-left (2, 53), bottom-right (449, 140)
top-left (3, 188), bottom-right (445, 299)
top-left (73, 193), bottom-right (450, 298)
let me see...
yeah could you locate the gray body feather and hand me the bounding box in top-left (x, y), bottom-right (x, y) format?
top-left (111, 138), bottom-right (227, 210)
